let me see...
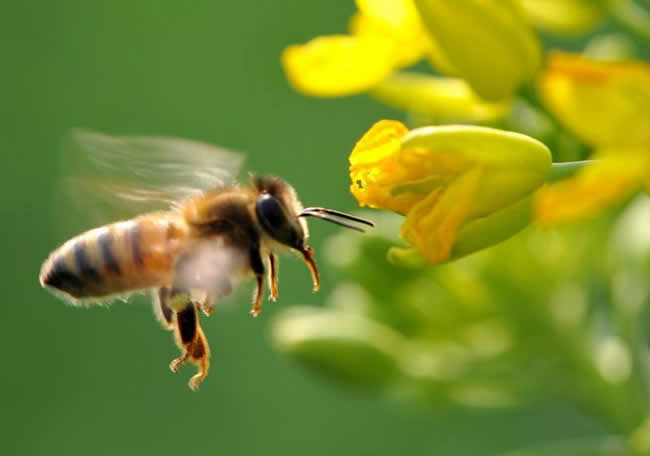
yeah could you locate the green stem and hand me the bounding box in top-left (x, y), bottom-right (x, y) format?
top-left (549, 160), bottom-right (593, 181)
top-left (606, 0), bottom-right (650, 44)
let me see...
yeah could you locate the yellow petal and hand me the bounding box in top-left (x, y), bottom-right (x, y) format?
top-left (282, 35), bottom-right (396, 97)
top-left (369, 72), bottom-right (512, 122)
top-left (356, 0), bottom-right (420, 31)
top-left (401, 167), bottom-right (482, 263)
top-left (351, 0), bottom-right (430, 68)
top-left (349, 120), bottom-right (423, 214)
top-left (538, 52), bottom-right (650, 147)
top-left (535, 149), bottom-right (650, 225)
top-left (348, 11), bottom-right (427, 68)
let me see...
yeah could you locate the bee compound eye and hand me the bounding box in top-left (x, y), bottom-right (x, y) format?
top-left (255, 193), bottom-right (301, 247)
top-left (256, 194), bottom-right (285, 228)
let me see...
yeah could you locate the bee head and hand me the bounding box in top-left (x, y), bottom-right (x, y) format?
top-left (253, 176), bottom-right (308, 250)
top-left (253, 175), bottom-right (374, 291)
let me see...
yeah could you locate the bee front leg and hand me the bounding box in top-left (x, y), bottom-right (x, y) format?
top-left (199, 277), bottom-right (233, 317)
top-left (193, 290), bottom-right (214, 317)
top-left (268, 253), bottom-right (279, 302)
top-left (249, 244), bottom-right (265, 317)
top-left (168, 293), bottom-right (211, 391)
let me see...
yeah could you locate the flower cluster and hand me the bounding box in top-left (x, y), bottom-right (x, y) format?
top-left (535, 52), bottom-right (650, 224)
top-left (283, 0), bottom-right (650, 263)
top-left (349, 119), bottom-right (550, 264)
top-left (278, 2), bottom-right (650, 453)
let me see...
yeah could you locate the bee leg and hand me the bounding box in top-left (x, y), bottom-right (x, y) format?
top-left (251, 275), bottom-right (264, 317)
top-left (199, 277), bottom-right (233, 317)
top-left (249, 244), bottom-right (265, 317)
top-left (268, 253), bottom-right (279, 302)
top-left (169, 295), bottom-right (211, 391)
top-left (187, 324), bottom-right (210, 391)
top-left (153, 287), bottom-right (175, 330)
top-left (198, 298), bottom-right (214, 317)
top-left (194, 290), bottom-right (214, 317)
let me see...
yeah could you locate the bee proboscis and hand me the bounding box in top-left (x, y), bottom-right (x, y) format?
top-left (39, 129), bottom-right (374, 390)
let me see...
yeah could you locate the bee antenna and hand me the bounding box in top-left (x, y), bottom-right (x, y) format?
top-left (298, 207), bottom-right (375, 232)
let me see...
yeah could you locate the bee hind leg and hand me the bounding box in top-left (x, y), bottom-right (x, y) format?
top-left (168, 293), bottom-right (211, 391)
top-left (153, 287), bottom-right (175, 330)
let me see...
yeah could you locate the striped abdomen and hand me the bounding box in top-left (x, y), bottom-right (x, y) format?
top-left (40, 213), bottom-right (189, 301)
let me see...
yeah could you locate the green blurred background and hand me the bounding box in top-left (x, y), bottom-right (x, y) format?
top-left (0, 1), bottom-right (611, 455)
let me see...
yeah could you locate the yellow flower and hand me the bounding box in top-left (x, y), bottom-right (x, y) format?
top-left (538, 52), bottom-right (650, 148)
top-left (350, 120), bottom-right (551, 263)
top-left (413, 0), bottom-right (542, 100)
top-left (282, 0), bottom-right (528, 116)
top-left (535, 52), bottom-right (650, 225)
top-left (536, 149), bottom-right (650, 225)
top-left (282, 0), bottom-right (430, 97)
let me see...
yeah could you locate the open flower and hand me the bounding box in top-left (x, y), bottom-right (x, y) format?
top-left (282, 0), bottom-right (541, 116)
top-left (282, 0), bottom-right (429, 97)
top-left (535, 52), bottom-right (650, 224)
top-left (538, 52), bottom-right (650, 148)
top-left (536, 149), bottom-right (650, 224)
top-left (349, 120), bottom-right (551, 263)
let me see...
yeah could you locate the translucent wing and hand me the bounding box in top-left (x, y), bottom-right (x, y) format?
top-left (60, 129), bottom-right (244, 225)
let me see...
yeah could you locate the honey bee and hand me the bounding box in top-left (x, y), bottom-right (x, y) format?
top-left (39, 129), bottom-right (373, 390)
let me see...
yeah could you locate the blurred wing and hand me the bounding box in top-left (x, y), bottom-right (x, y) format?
top-left (61, 129), bottom-right (245, 225)
top-left (172, 238), bottom-right (248, 298)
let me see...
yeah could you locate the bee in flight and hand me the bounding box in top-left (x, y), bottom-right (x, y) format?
top-left (39, 130), bottom-right (373, 391)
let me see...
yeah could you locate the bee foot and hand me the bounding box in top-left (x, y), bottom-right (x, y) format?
top-left (200, 303), bottom-right (215, 317)
top-left (249, 308), bottom-right (260, 317)
top-left (188, 372), bottom-right (206, 391)
top-left (170, 354), bottom-right (188, 373)
top-left (188, 355), bottom-right (209, 391)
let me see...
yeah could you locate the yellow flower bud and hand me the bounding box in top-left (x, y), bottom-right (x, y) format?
top-left (272, 307), bottom-right (403, 386)
top-left (413, 0), bottom-right (542, 100)
top-left (369, 72), bottom-right (512, 122)
top-left (350, 120), bottom-right (551, 263)
top-left (538, 52), bottom-right (650, 148)
top-left (517, 0), bottom-right (606, 35)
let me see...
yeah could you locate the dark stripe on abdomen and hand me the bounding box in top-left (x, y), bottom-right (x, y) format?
top-left (41, 255), bottom-right (85, 296)
top-left (127, 223), bottom-right (144, 266)
top-left (73, 240), bottom-right (102, 283)
top-left (97, 229), bottom-right (121, 275)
